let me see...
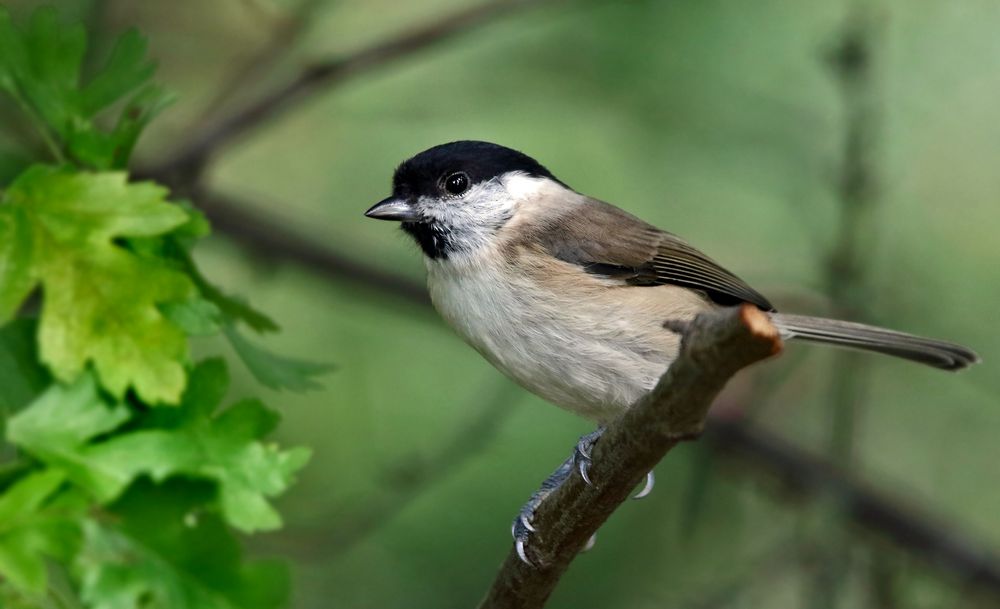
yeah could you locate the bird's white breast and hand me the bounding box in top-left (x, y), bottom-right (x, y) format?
top-left (426, 248), bottom-right (705, 423)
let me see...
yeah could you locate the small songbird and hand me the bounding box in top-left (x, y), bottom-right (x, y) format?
top-left (365, 140), bottom-right (979, 563)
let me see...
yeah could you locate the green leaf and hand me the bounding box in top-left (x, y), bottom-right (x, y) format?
top-left (0, 146), bottom-right (32, 185)
top-left (77, 29), bottom-right (154, 116)
top-left (224, 325), bottom-right (332, 393)
top-left (160, 243), bottom-right (279, 335)
top-left (0, 318), bottom-right (50, 417)
top-left (160, 298), bottom-right (223, 337)
top-left (0, 7), bottom-right (168, 168)
top-left (169, 200), bottom-right (211, 245)
top-left (183, 258), bottom-right (279, 334)
top-left (3, 167), bottom-right (194, 403)
top-left (0, 205), bottom-right (34, 323)
top-left (69, 84), bottom-right (174, 170)
top-left (105, 85), bottom-right (175, 170)
top-left (12, 359), bottom-right (311, 532)
top-left (78, 478), bottom-right (290, 609)
top-left (87, 360), bottom-right (310, 531)
top-left (0, 469), bottom-right (83, 596)
top-left (7, 373), bottom-right (132, 500)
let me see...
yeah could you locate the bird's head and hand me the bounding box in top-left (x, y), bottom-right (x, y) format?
top-left (365, 140), bottom-right (566, 258)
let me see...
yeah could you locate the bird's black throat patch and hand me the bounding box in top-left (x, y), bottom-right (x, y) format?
top-left (401, 221), bottom-right (454, 259)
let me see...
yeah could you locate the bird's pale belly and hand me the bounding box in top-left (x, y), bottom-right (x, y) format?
top-left (427, 261), bottom-right (697, 423)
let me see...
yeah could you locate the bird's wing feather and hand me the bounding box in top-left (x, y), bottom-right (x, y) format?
top-left (525, 197), bottom-right (774, 310)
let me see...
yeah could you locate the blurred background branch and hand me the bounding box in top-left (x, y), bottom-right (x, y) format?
top-left (812, 9), bottom-right (884, 608)
top-left (141, 0), bottom-right (556, 187)
top-left (706, 418), bottom-right (1000, 596)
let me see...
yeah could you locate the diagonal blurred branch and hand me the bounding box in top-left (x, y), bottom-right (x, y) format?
top-left (194, 189), bottom-right (431, 308)
top-left (192, 188), bottom-right (1000, 598)
top-left (142, 0), bottom-right (554, 186)
top-left (681, 539), bottom-right (801, 609)
top-left (705, 419), bottom-right (1000, 594)
top-left (195, 0), bottom-right (326, 123)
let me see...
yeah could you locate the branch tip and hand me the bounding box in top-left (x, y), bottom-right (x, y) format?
top-left (738, 304), bottom-right (783, 355)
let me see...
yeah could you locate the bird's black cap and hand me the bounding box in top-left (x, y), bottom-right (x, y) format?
top-left (391, 140), bottom-right (562, 197)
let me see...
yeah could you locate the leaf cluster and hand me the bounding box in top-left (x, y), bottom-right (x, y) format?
top-left (0, 8), bottom-right (327, 608)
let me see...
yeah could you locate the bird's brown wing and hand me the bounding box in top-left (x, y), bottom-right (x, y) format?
top-left (526, 196), bottom-right (774, 310)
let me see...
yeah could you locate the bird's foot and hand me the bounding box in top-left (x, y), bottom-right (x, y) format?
top-left (510, 428), bottom-right (656, 566)
top-left (512, 428), bottom-right (605, 565)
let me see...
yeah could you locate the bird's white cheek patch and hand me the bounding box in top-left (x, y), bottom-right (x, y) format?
top-left (501, 173), bottom-right (549, 200)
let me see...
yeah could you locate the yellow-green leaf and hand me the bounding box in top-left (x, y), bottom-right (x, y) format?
top-left (2, 166), bottom-right (194, 403)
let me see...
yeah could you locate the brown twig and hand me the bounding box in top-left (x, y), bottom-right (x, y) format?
top-left (478, 305), bottom-right (783, 609)
top-left (142, 0), bottom-right (552, 185)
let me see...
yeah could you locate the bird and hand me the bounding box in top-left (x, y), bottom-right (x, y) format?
top-left (364, 140), bottom-right (979, 564)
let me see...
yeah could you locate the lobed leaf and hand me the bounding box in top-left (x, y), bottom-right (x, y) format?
top-left (0, 469), bottom-right (84, 596)
top-left (78, 479), bottom-right (290, 609)
top-left (7, 373), bottom-right (133, 500)
top-left (2, 167), bottom-right (194, 403)
top-left (0, 206), bottom-right (34, 323)
top-left (0, 7), bottom-right (170, 169)
top-left (224, 325), bottom-right (332, 393)
top-left (9, 359), bottom-right (311, 532)
top-left (0, 318), bottom-right (50, 422)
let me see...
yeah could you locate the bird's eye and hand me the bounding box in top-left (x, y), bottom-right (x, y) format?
top-left (443, 172), bottom-right (470, 196)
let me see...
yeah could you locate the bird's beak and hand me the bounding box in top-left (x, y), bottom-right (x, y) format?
top-left (364, 197), bottom-right (420, 222)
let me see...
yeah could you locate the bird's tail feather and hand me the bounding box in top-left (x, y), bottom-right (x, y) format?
top-left (769, 313), bottom-right (980, 371)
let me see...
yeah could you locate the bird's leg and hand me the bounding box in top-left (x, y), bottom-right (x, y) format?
top-left (511, 426), bottom-right (656, 565)
top-left (512, 427), bottom-right (605, 565)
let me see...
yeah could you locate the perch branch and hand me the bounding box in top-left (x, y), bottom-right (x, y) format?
top-left (478, 305), bottom-right (783, 609)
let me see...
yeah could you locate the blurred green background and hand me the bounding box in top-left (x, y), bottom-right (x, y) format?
top-left (4, 0), bottom-right (999, 607)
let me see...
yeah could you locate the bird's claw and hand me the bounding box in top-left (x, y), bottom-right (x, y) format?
top-left (516, 537), bottom-right (532, 566)
top-left (573, 427), bottom-right (603, 487)
top-left (510, 427), bottom-right (607, 566)
top-left (633, 471), bottom-right (655, 499)
top-left (577, 456), bottom-right (593, 486)
top-left (512, 503), bottom-right (540, 566)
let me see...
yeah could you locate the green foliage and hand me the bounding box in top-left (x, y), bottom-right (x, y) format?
top-left (0, 319), bottom-right (49, 417)
top-left (77, 480), bottom-right (290, 609)
top-left (1, 167), bottom-right (193, 403)
top-left (0, 470), bottom-right (83, 595)
top-left (11, 360), bottom-right (310, 532)
top-left (0, 7), bottom-right (323, 607)
top-left (8, 374), bottom-right (132, 501)
top-left (0, 6), bottom-right (173, 168)
top-left (224, 326), bottom-right (333, 393)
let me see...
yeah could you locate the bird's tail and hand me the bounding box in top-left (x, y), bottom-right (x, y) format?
top-left (769, 313), bottom-right (980, 371)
